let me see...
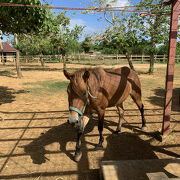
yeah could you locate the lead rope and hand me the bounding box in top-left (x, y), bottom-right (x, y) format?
top-left (87, 86), bottom-right (97, 99)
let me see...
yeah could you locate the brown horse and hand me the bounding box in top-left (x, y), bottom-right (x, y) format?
top-left (64, 66), bottom-right (146, 161)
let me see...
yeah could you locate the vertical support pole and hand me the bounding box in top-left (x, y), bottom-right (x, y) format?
top-left (162, 0), bottom-right (180, 135)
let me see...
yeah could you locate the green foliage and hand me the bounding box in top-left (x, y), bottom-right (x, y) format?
top-left (66, 40), bottom-right (83, 54)
top-left (87, 0), bottom-right (173, 73)
top-left (81, 36), bottom-right (92, 53)
top-left (49, 12), bottom-right (84, 55)
top-left (133, 0), bottom-right (171, 52)
top-left (13, 12), bottom-right (84, 56)
top-left (0, 0), bottom-right (52, 34)
top-left (156, 41), bottom-right (180, 56)
top-left (156, 43), bottom-right (169, 55)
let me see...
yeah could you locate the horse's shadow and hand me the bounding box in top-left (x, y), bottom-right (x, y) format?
top-left (101, 132), bottom-right (180, 179)
top-left (23, 116), bottom-right (120, 164)
top-left (23, 120), bottom-right (92, 164)
top-left (23, 122), bottom-right (72, 164)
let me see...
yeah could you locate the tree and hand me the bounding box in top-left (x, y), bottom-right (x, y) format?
top-left (87, 0), bottom-right (137, 71)
top-left (0, 0), bottom-right (51, 34)
top-left (0, 0), bottom-right (53, 77)
top-left (81, 36), bottom-right (92, 53)
top-left (49, 12), bottom-right (84, 69)
top-left (14, 11), bottom-right (84, 68)
top-left (133, 0), bottom-right (171, 73)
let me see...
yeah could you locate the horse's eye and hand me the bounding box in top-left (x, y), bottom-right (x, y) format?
top-left (83, 91), bottom-right (86, 96)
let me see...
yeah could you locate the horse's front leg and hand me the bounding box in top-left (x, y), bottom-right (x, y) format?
top-left (74, 129), bottom-right (83, 162)
top-left (74, 115), bottom-right (90, 162)
top-left (97, 110), bottom-right (105, 148)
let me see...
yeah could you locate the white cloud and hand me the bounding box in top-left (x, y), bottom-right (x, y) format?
top-left (69, 18), bottom-right (104, 34)
top-left (70, 18), bottom-right (86, 28)
top-left (106, 0), bottom-right (130, 7)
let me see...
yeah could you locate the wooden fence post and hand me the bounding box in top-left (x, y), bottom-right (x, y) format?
top-left (163, 54), bottom-right (165, 63)
top-left (154, 54), bottom-right (157, 62)
top-left (141, 54), bottom-right (144, 63)
top-left (103, 55), bottom-right (105, 64)
top-left (78, 54), bottom-right (80, 62)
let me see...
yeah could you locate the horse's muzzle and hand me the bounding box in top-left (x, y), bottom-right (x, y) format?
top-left (67, 119), bottom-right (79, 127)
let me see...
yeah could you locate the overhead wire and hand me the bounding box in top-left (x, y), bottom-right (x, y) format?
top-left (0, 2), bottom-right (164, 12)
top-left (0, 2), bottom-right (171, 15)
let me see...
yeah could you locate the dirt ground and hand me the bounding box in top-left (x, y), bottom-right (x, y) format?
top-left (0, 62), bottom-right (179, 180)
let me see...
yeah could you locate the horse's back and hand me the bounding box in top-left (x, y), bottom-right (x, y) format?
top-left (105, 66), bottom-right (141, 93)
top-left (105, 66), bottom-right (139, 81)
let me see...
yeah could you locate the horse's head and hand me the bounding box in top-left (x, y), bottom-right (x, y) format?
top-left (64, 69), bottom-right (90, 129)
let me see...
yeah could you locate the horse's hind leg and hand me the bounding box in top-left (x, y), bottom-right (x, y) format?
top-left (115, 103), bottom-right (124, 133)
top-left (130, 91), bottom-right (147, 130)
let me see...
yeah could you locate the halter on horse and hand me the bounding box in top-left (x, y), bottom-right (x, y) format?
top-left (64, 66), bottom-right (146, 162)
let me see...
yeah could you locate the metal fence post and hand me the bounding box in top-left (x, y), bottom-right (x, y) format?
top-left (162, 0), bottom-right (180, 135)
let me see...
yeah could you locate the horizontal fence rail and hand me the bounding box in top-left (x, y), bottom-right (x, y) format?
top-left (1, 54), bottom-right (180, 65)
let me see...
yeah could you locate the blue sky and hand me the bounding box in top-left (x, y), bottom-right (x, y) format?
top-left (43, 0), bottom-right (139, 37)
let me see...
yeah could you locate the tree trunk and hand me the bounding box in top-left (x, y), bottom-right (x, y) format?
top-left (148, 53), bottom-right (155, 74)
top-left (15, 50), bottom-right (23, 78)
top-left (125, 52), bottom-right (136, 71)
top-left (0, 30), bottom-right (5, 66)
top-left (14, 33), bottom-right (23, 78)
top-left (39, 55), bottom-right (45, 67)
top-left (63, 55), bottom-right (66, 70)
top-left (1, 53), bottom-right (5, 66)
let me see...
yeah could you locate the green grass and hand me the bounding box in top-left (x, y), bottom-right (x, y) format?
top-left (175, 63), bottom-right (180, 67)
top-left (23, 80), bottom-right (69, 95)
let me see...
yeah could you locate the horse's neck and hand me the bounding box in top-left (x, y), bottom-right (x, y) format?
top-left (87, 71), bottom-right (104, 96)
top-left (88, 70), bottom-right (120, 96)
top-left (102, 72), bottom-right (124, 96)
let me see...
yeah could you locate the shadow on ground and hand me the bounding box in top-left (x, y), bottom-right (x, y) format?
top-left (0, 86), bottom-right (28, 105)
top-left (22, 117), bottom-right (120, 179)
top-left (0, 70), bottom-right (16, 78)
top-left (0, 110), bottom-right (179, 180)
top-left (148, 88), bottom-right (180, 111)
top-left (23, 117), bottom-right (119, 164)
top-left (21, 66), bottom-right (62, 72)
top-left (101, 132), bottom-right (180, 179)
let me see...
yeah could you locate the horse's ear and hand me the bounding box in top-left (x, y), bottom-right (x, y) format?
top-left (83, 71), bottom-right (90, 82)
top-left (63, 69), bottom-right (73, 80)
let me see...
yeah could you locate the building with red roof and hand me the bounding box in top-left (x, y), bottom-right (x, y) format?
top-left (0, 42), bottom-right (17, 62)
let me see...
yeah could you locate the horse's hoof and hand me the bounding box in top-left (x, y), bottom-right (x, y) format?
top-left (141, 126), bottom-right (147, 131)
top-left (95, 144), bottom-right (103, 150)
top-left (114, 130), bottom-right (120, 134)
top-left (74, 152), bottom-right (82, 162)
